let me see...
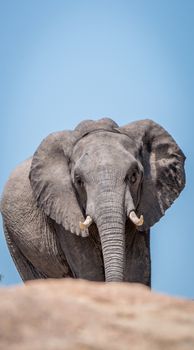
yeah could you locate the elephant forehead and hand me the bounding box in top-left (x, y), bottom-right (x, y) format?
top-left (72, 141), bottom-right (136, 175)
top-left (72, 132), bottom-right (136, 160)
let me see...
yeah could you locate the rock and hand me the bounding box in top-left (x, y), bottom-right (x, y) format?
top-left (0, 279), bottom-right (194, 350)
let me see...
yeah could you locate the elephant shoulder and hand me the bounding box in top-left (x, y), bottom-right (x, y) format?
top-left (1, 160), bottom-right (69, 278)
top-left (1, 158), bottom-right (43, 225)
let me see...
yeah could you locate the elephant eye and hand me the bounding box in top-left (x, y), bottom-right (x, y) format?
top-left (130, 172), bottom-right (137, 184)
top-left (75, 175), bottom-right (83, 187)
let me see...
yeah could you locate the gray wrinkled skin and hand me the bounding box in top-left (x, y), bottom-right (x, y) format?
top-left (1, 118), bottom-right (186, 285)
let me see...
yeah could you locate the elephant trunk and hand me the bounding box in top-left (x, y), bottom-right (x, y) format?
top-left (95, 188), bottom-right (126, 282)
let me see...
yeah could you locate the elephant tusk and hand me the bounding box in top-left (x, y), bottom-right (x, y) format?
top-left (129, 211), bottom-right (144, 226)
top-left (79, 216), bottom-right (93, 230)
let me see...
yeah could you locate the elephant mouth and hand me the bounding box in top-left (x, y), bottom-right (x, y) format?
top-left (79, 210), bottom-right (144, 232)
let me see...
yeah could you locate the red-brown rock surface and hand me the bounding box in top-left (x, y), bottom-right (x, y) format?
top-left (0, 279), bottom-right (194, 350)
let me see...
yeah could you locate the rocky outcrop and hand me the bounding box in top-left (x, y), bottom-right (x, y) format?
top-left (0, 279), bottom-right (194, 349)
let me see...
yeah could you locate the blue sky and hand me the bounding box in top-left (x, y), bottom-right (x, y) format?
top-left (1, 0), bottom-right (194, 298)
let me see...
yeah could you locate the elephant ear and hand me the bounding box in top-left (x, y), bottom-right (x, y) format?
top-left (29, 131), bottom-right (86, 236)
top-left (119, 119), bottom-right (186, 231)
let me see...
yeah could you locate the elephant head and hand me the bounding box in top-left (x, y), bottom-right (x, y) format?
top-left (29, 118), bottom-right (185, 282)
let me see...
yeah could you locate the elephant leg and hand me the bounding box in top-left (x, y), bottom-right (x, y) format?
top-left (3, 223), bottom-right (48, 281)
top-left (125, 224), bottom-right (151, 287)
top-left (56, 224), bottom-right (105, 281)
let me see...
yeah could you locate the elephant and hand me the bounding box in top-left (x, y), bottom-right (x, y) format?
top-left (0, 118), bottom-right (185, 286)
